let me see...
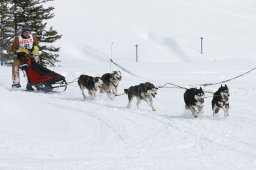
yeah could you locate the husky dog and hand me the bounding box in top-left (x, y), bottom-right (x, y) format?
top-left (212, 84), bottom-right (230, 118)
top-left (78, 74), bottom-right (103, 100)
top-left (184, 87), bottom-right (205, 118)
top-left (124, 82), bottom-right (158, 111)
top-left (100, 71), bottom-right (122, 99)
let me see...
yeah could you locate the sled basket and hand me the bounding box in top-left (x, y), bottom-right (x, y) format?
top-left (19, 53), bottom-right (67, 92)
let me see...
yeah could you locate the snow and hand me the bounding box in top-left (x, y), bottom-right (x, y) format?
top-left (1, 0), bottom-right (256, 169)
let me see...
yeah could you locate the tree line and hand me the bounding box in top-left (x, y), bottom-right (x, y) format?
top-left (0, 0), bottom-right (61, 66)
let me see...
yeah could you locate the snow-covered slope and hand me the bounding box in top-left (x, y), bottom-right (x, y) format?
top-left (50, 0), bottom-right (256, 64)
top-left (1, 59), bottom-right (256, 169)
top-left (1, 0), bottom-right (256, 169)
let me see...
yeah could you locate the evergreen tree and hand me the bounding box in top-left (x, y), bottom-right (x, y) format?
top-left (15, 0), bottom-right (62, 66)
top-left (0, 0), bottom-right (15, 65)
top-left (1, 0), bottom-right (62, 66)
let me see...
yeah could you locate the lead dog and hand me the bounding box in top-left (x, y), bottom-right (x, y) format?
top-left (212, 84), bottom-right (230, 118)
top-left (78, 74), bottom-right (103, 100)
top-left (184, 87), bottom-right (205, 118)
top-left (100, 71), bottom-right (122, 99)
top-left (124, 82), bottom-right (158, 111)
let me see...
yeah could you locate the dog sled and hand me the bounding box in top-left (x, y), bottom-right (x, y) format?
top-left (17, 52), bottom-right (67, 92)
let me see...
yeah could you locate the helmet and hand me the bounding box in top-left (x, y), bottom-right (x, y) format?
top-left (21, 25), bottom-right (31, 33)
top-left (32, 46), bottom-right (39, 55)
top-left (16, 48), bottom-right (29, 54)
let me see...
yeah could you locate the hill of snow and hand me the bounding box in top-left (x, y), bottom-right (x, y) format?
top-left (50, 0), bottom-right (256, 64)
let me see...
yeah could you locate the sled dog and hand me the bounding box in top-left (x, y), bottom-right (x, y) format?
top-left (100, 71), bottom-right (122, 99)
top-left (212, 84), bottom-right (230, 118)
top-left (184, 87), bottom-right (205, 118)
top-left (78, 74), bottom-right (103, 100)
top-left (124, 82), bottom-right (158, 111)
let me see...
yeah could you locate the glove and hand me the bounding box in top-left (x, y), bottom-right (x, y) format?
top-left (17, 52), bottom-right (26, 61)
top-left (16, 52), bottom-right (29, 64)
top-left (25, 53), bottom-right (31, 58)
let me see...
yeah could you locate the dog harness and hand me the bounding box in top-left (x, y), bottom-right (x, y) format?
top-left (217, 98), bottom-right (229, 107)
top-left (111, 81), bottom-right (119, 88)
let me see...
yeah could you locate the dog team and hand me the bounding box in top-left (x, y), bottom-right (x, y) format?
top-left (78, 71), bottom-right (230, 118)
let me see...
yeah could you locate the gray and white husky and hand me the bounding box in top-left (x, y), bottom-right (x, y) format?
top-left (184, 87), bottom-right (205, 118)
top-left (124, 82), bottom-right (158, 111)
top-left (212, 84), bottom-right (230, 118)
top-left (78, 74), bottom-right (103, 100)
top-left (100, 71), bottom-right (122, 99)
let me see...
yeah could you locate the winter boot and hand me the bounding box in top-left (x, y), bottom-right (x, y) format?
top-left (26, 83), bottom-right (34, 91)
top-left (12, 82), bottom-right (21, 88)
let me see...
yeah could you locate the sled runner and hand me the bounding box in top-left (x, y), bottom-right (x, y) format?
top-left (17, 52), bottom-right (67, 92)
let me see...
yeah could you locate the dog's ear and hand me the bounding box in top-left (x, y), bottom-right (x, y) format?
top-left (95, 77), bottom-right (101, 82)
top-left (144, 82), bottom-right (149, 88)
top-left (225, 84), bottom-right (228, 88)
top-left (200, 87), bottom-right (203, 91)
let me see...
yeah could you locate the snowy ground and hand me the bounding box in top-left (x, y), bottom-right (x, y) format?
top-left (1, 59), bottom-right (256, 170)
top-left (1, 0), bottom-right (256, 169)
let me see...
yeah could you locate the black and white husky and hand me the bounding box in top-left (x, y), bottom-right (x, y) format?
top-left (100, 71), bottom-right (122, 99)
top-left (78, 74), bottom-right (103, 100)
top-left (184, 87), bottom-right (205, 118)
top-left (212, 84), bottom-right (230, 118)
top-left (124, 82), bottom-right (158, 111)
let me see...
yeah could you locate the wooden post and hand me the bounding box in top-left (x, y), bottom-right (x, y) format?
top-left (200, 37), bottom-right (203, 54)
top-left (135, 44), bottom-right (138, 62)
top-left (110, 42), bottom-right (113, 71)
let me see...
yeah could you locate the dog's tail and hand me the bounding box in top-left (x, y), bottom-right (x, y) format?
top-left (124, 89), bottom-right (128, 94)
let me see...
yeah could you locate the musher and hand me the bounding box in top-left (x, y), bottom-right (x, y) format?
top-left (11, 25), bottom-right (39, 91)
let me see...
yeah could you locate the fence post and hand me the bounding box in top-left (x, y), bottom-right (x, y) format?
top-left (200, 37), bottom-right (203, 54)
top-left (110, 42), bottom-right (113, 71)
top-left (135, 44), bottom-right (138, 62)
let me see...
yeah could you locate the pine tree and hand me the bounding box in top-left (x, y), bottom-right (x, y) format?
top-left (1, 0), bottom-right (62, 66)
top-left (12, 0), bottom-right (62, 66)
top-left (0, 0), bottom-right (15, 65)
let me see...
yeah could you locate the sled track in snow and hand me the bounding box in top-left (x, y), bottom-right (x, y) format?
top-left (43, 88), bottom-right (256, 157)
top-left (48, 100), bottom-right (126, 142)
